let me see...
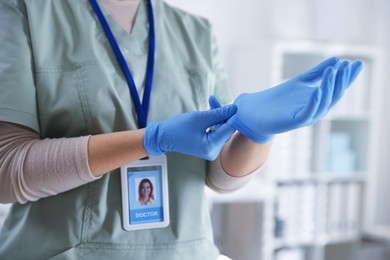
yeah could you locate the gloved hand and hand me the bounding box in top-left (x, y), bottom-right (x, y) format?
top-left (144, 104), bottom-right (237, 160)
top-left (210, 57), bottom-right (364, 144)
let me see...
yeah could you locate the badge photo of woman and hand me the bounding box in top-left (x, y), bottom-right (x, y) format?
top-left (137, 178), bottom-right (156, 205)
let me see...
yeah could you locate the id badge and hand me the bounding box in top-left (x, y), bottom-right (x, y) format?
top-left (120, 155), bottom-right (170, 231)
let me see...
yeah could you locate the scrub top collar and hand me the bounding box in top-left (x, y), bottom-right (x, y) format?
top-left (87, 0), bottom-right (150, 55)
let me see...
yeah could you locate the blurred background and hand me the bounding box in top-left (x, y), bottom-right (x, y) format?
top-left (164, 0), bottom-right (390, 260)
top-left (1, 0), bottom-right (390, 259)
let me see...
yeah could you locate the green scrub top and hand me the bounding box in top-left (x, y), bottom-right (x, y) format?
top-left (0, 0), bottom-right (232, 259)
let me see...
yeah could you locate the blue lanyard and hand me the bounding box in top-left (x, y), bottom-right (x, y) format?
top-left (89, 0), bottom-right (155, 129)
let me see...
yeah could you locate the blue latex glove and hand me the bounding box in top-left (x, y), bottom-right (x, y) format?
top-left (144, 104), bottom-right (237, 160)
top-left (210, 57), bottom-right (364, 144)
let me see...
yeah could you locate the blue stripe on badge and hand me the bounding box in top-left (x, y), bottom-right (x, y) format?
top-left (130, 207), bottom-right (164, 224)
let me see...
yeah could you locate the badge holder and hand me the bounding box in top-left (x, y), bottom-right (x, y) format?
top-left (120, 155), bottom-right (170, 231)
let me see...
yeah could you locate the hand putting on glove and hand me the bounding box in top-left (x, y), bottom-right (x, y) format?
top-left (209, 57), bottom-right (364, 144)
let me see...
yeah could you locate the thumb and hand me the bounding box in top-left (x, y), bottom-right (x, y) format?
top-left (202, 104), bottom-right (237, 127)
top-left (208, 123), bottom-right (236, 146)
top-left (209, 95), bottom-right (222, 109)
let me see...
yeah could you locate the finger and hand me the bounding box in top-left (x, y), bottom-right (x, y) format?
top-left (347, 60), bottom-right (364, 87)
top-left (207, 123), bottom-right (236, 146)
top-left (293, 88), bottom-right (322, 126)
top-left (297, 56), bottom-right (340, 83)
top-left (208, 96), bottom-right (224, 129)
top-left (202, 104), bottom-right (237, 127)
top-left (209, 95), bottom-right (222, 109)
top-left (330, 61), bottom-right (351, 107)
top-left (312, 67), bottom-right (337, 121)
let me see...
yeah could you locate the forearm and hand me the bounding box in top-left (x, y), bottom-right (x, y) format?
top-left (0, 122), bottom-right (97, 203)
top-left (0, 122), bottom-right (148, 203)
top-left (88, 129), bottom-right (148, 177)
top-left (220, 132), bottom-right (273, 177)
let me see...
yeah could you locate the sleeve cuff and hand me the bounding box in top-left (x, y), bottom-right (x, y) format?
top-left (206, 154), bottom-right (262, 193)
top-left (77, 136), bottom-right (102, 181)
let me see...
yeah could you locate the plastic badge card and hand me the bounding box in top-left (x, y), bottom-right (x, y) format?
top-left (121, 155), bottom-right (170, 231)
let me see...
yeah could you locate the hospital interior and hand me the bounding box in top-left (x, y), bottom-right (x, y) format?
top-left (1, 0), bottom-right (390, 259)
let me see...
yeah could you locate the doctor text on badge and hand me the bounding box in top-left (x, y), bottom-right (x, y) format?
top-left (130, 207), bottom-right (164, 224)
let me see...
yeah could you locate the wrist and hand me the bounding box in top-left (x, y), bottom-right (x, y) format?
top-left (144, 122), bottom-right (165, 156)
top-left (227, 118), bottom-right (273, 144)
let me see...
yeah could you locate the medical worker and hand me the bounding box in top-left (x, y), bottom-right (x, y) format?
top-left (0, 0), bottom-right (363, 259)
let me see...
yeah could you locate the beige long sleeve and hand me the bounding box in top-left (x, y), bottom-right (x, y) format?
top-left (0, 122), bottom-right (99, 204)
top-left (206, 155), bottom-right (260, 193)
